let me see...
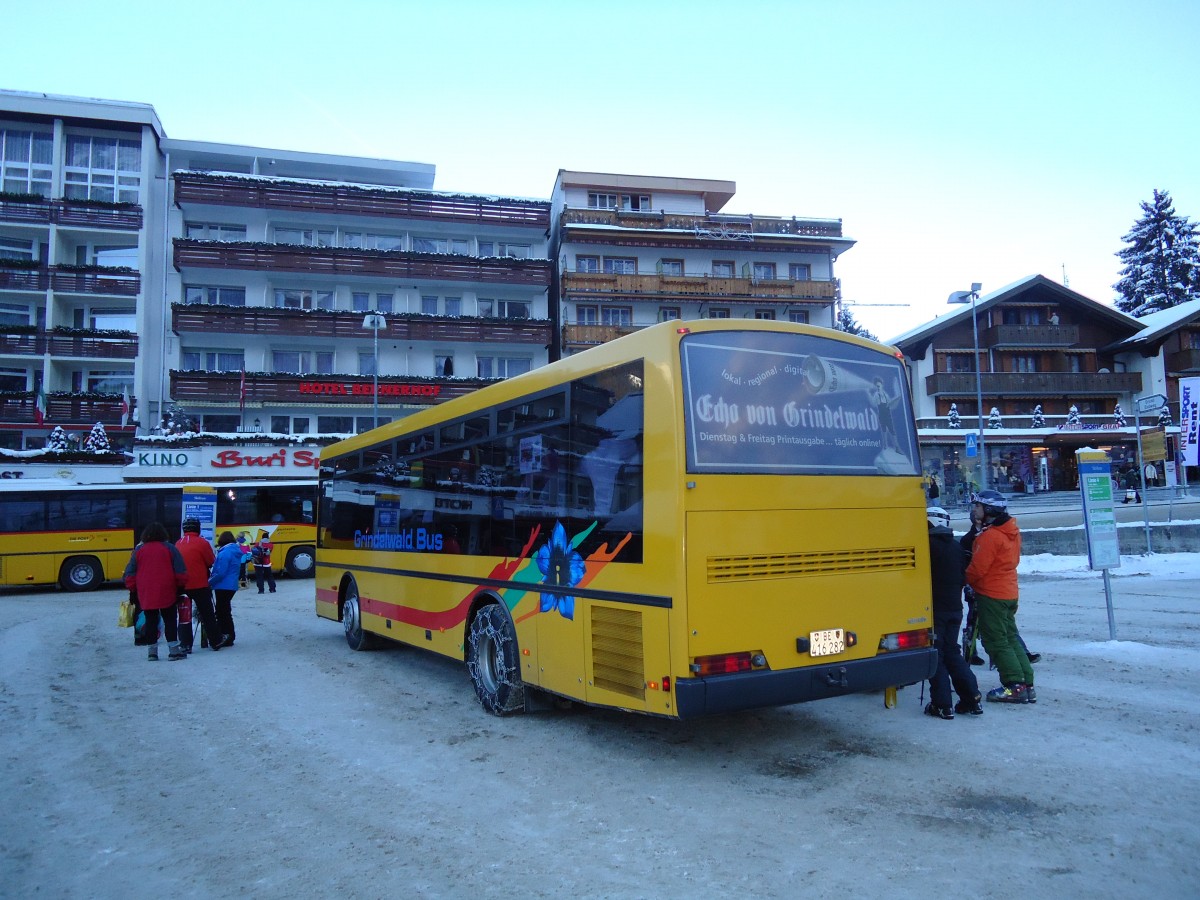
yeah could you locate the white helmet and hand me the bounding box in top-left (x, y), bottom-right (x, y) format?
top-left (926, 506), bottom-right (951, 528)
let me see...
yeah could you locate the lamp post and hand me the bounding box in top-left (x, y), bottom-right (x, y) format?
top-left (362, 312), bottom-right (386, 428)
top-left (948, 283), bottom-right (985, 493)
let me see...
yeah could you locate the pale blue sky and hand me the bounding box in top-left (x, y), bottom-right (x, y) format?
top-left (4, 0), bottom-right (1196, 339)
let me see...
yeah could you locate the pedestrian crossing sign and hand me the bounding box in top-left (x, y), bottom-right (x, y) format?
top-left (965, 433), bottom-right (978, 457)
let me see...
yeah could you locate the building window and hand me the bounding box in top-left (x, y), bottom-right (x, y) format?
top-left (788, 310), bottom-right (809, 324)
top-left (272, 350), bottom-right (334, 374)
top-left (659, 259), bottom-right (683, 276)
top-left (0, 366), bottom-right (29, 392)
top-left (576, 306), bottom-right (598, 325)
top-left (477, 241), bottom-right (529, 259)
top-left (421, 295), bottom-right (439, 315)
top-left (497, 299), bottom-right (530, 319)
top-left (707, 307), bottom-right (730, 319)
top-left (64, 135), bottom-right (141, 204)
top-left (181, 349), bottom-right (244, 372)
top-left (789, 263), bottom-right (811, 281)
top-left (79, 308), bottom-right (135, 330)
top-left (754, 309), bottom-right (776, 320)
top-left (273, 227), bottom-right (334, 247)
top-left (293, 416), bottom-right (310, 434)
top-left (601, 307), bottom-right (632, 326)
top-left (621, 194), bottom-right (652, 211)
top-left (414, 236), bottom-right (469, 254)
top-left (1066, 355), bottom-right (1082, 373)
top-left (752, 263), bottom-right (777, 281)
top-left (359, 351), bottom-right (377, 377)
top-left (75, 243), bottom-right (137, 267)
top-left (435, 354), bottom-right (455, 376)
top-left (274, 289), bottom-right (333, 310)
top-left (352, 292), bottom-right (369, 312)
top-left (588, 193), bottom-right (618, 209)
top-left (318, 416), bottom-right (354, 434)
top-left (1, 129), bottom-right (53, 197)
top-left (185, 222), bottom-right (246, 242)
top-left (659, 307), bottom-right (681, 321)
top-left (603, 257), bottom-right (637, 275)
top-left (1011, 355), bottom-right (1038, 373)
top-left (0, 303), bottom-right (33, 327)
top-left (271, 416), bottom-right (291, 434)
top-left (444, 297), bottom-right (462, 317)
top-left (0, 236), bottom-right (36, 261)
top-left (477, 356), bottom-right (532, 379)
top-left (576, 255), bottom-right (599, 273)
top-left (946, 353), bottom-right (973, 373)
top-left (711, 261), bottom-right (734, 278)
top-left (185, 286), bottom-right (246, 306)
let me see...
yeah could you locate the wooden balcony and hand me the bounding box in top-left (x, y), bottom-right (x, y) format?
top-left (169, 371), bottom-right (491, 406)
top-left (50, 267), bottom-right (140, 296)
top-left (0, 197), bottom-right (143, 230)
top-left (560, 207), bottom-right (843, 238)
top-left (174, 240), bottom-right (552, 287)
top-left (561, 270), bottom-right (836, 301)
top-left (562, 323), bottom-right (642, 347)
top-left (171, 304), bottom-right (551, 344)
top-left (173, 171), bottom-right (550, 228)
top-left (0, 268), bottom-right (50, 292)
top-left (0, 394), bottom-right (132, 427)
top-left (980, 324), bottom-right (1079, 347)
top-left (925, 371), bottom-right (1143, 396)
top-left (0, 331), bottom-right (138, 359)
top-left (1167, 348), bottom-right (1200, 373)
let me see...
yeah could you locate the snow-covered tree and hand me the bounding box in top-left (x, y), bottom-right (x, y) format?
top-left (833, 305), bottom-right (878, 341)
top-left (83, 422), bottom-right (111, 453)
top-left (45, 425), bottom-right (69, 451)
top-left (946, 403), bottom-right (961, 429)
top-left (987, 407), bottom-right (1003, 429)
top-left (1114, 189), bottom-right (1200, 316)
top-left (1113, 402), bottom-right (1127, 427)
top-left (1159, 403), bottom-right (1173, 427)
top-left (1066, 404), bottom-right (1081, 427)
top-left (1031, 404), bottom-right (1046, 428)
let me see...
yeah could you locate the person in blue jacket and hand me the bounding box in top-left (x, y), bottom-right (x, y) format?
top-left (210, 531), bottom-right (244, 647)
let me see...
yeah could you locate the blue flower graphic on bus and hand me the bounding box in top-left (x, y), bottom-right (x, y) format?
top-left (536, 522), bottom-right (587, 620)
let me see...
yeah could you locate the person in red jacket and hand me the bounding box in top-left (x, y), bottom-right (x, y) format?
top-left (176, 518), bottom-right (228, 651)
top-left (966, 490), bottom-right (1035, 704)
top-left (124, 522), bottom-right (188, 661)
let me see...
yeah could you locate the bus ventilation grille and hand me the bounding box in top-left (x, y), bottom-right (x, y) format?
top-left (707, 547), bottom-right (916, 582)
top-left (590, 605), bottom-right (646, 701)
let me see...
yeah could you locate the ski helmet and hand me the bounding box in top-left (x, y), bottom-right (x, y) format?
top-left (926, 506), bottom-right (951, 528)
top-left (970, 489), bottom-right (1007, 517)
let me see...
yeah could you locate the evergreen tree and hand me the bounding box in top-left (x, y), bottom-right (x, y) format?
top-left (1031, 404), bottom-right (1046, 428)
top-left (1066, 404), bottom-right (1081, 427)
top-left (1114, 189), bottom-right (1200, 316)
top-left (834, 306), bottom-right (878, 341)
top-left (987, 407), bottom-right (1003, 429)
top-left (1113, 403), bottom-right (1126, 427)
top-left (45, 425), bottom-right (70, 451)
top-left (947, 403), bottom-right (961, 429)
top-left (83, 422), bottom-right (111, 453)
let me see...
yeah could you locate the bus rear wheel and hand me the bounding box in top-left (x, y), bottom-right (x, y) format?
top-left (59, 556), bottom-right (103, 591)
top-left (467, 603), bottom-right (525, 716)
top-left (285, 546), bottom-right (315, 578)
top-left (342, 581), bottom-right (376, 651)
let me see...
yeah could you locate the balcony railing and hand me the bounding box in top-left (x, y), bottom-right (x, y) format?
top-left (980, 324), bottom-right (1080, 347)
top-left (925, 371), bottom-right (1143, 396)
top-left (0, 265), bottom-right (140, 296)
top-left (562, 323), bottom-right (642, 347)
top-left (0, 268), bottom-right (49, 291)
top-left (174, 240), bottom-right (552, 287)
top-left (0, 331), bottom-right (138, 359)
top-left (560, 207), bottom-right (843, 238)
top-left (561, 270), bottom-right (836, 301)
top-left (0, 197), bottom-right (143, 230)
top-left (169, 371), bottom-right (491, 406)
top-left (0, 394), bottom-right (132, 427)
top-left (171, 304), bottom-right (552, 344)
top-left (1167, 348), bottom-right (1200, 373)
top-left (173, 171), bottom-right (550, 228)
top-left (916, 413), bottom-right (1155, 431)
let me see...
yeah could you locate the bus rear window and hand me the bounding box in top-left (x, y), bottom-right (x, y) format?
top-left (680, 330), bottom-right (919, 476)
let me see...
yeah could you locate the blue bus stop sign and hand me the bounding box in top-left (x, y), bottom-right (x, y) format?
top-left (965, 433), bottom-right (978, 457)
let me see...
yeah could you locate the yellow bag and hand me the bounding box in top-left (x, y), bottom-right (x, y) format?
top-left (118, 599), bottom-right (136, 628)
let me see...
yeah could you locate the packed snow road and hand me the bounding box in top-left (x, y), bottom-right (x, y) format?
top-left (1, 570), bottom-right (1197, 899)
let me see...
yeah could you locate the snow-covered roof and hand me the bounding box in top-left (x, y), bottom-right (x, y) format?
top-left (1108, 299), bottom-right (1200, 350)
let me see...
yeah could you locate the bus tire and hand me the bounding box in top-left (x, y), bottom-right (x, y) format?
top-left (342, 580), bottom-right (377, 651)
top-left (467, 603), bottom-right (525, 716)
top-left (59, 556), bottom-right (103, 591)
top-left (284, 546), bottom-right (316, 578)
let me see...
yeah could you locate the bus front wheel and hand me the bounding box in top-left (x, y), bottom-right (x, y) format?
top-left (285, 546), bottom-right (315, 578)
top-left (60, 556), bottom-right (103, 591)
top-left (342, 581), bottom-right (376, 651)
top-left (467, 604), bottom-right (525, 716)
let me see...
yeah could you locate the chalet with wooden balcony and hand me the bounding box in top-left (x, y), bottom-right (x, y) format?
top-left (550, 171), bottom-right (854, 357)
top-left (891, 274), bottom-right (1170, 495)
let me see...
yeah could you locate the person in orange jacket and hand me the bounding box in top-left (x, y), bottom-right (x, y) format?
top-left (966, 490), bottom-right (1034, 704)
top-left (176, 518), bottom-right (228, 651)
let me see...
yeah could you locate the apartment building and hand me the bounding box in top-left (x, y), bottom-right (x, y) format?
top-left (549, 171), bottom-right (854, 357)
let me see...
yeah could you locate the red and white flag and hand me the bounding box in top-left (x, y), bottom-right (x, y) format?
top-left (120, 385), bottom-right (132, 427)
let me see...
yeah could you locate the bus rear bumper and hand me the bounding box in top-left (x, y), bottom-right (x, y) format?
top-left (673, 648), bottom-right (938, 718)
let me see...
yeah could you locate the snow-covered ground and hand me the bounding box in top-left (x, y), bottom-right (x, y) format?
top-left (1, 554), bottom-right (1197, 898)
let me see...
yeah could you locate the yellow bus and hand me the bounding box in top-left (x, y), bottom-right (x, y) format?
top-left (316, 320), bottom-right (936, 718)
top-left (0, 479), bottom-right (317, 590)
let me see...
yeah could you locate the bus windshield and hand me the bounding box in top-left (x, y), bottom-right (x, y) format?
top-left (680, 330), bottom-right (919, 476)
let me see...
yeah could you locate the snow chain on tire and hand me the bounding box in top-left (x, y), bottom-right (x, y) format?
top-left (467, 604), bottom-right (525, 715)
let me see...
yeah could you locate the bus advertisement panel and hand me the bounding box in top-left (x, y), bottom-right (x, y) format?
top-left (316, 321), bottom-right (935, 719)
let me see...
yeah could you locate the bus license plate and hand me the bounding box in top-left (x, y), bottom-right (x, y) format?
top-left (810, 628), bottom-right (844, 657)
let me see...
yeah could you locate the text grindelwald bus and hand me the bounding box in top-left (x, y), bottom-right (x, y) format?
top-left (316, 321), bottom-right (936, 718)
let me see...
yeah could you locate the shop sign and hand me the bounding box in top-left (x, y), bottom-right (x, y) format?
top-left (129, 445), bottom-right (321, 478)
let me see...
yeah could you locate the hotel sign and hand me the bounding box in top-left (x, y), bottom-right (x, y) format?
top-left (298, 381), bottom-right (441, 398)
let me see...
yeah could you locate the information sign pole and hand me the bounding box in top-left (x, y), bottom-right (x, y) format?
top-left (1076, 448), bottom-right (1119, 640)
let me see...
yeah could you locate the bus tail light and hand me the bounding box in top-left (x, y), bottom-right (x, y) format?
top-left (878, 629), bottom-right (932, 652)
top-left (690, 652), bottom-right (753, 676)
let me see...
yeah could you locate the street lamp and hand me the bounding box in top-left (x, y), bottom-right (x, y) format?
top-left (947, 283), bottom-right (985, 493)
top-left (362, 312), bottom-right (387, 429)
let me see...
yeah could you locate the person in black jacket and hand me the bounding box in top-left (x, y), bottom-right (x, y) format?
top-left (925, 507), bottom-right (981, 719)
